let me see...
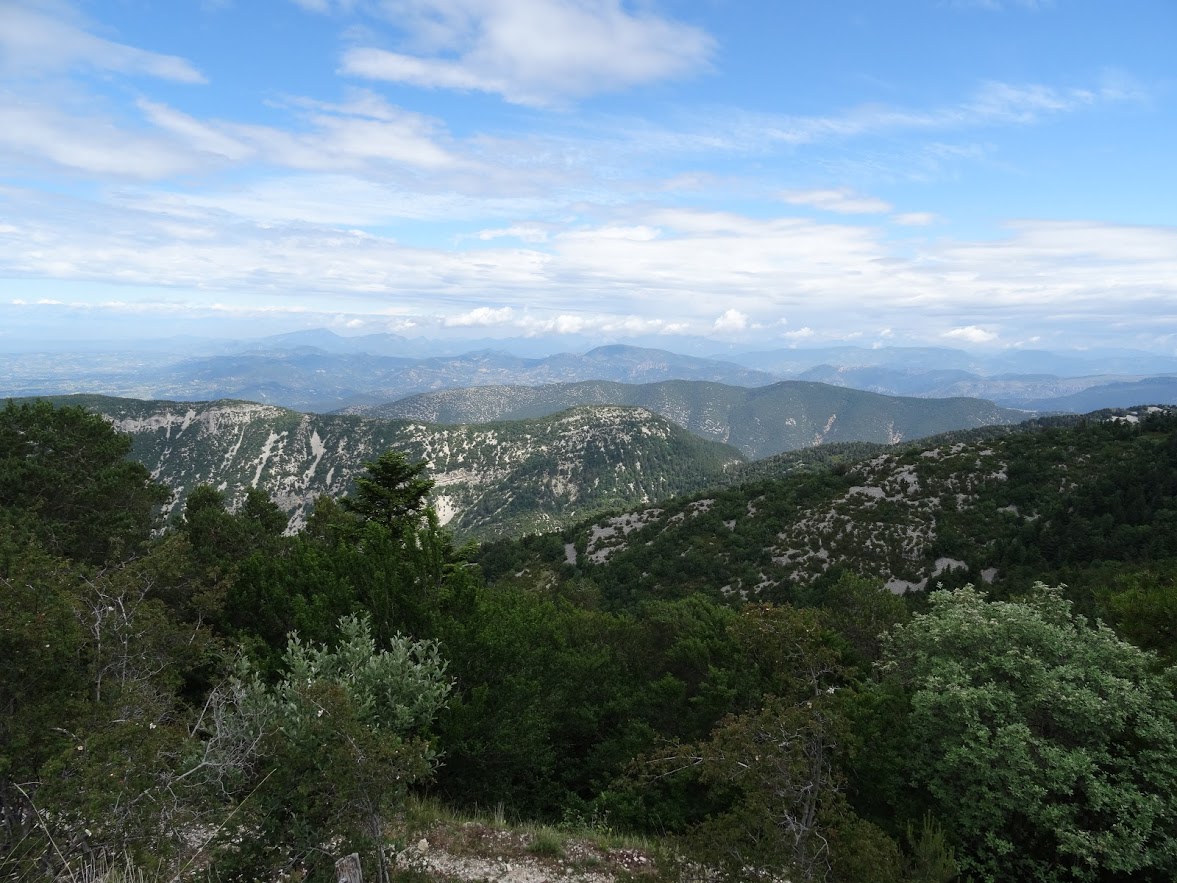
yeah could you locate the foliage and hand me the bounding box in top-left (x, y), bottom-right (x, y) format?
top-left (1093, 561), bottom-right (1177, 663)
top-left (479, 409), bottom-right (1177, 621)
top-left (902, 815), bottom-right (959, 883)
top-left (209, 615), bottom-right (452, 883)
top-left (433, 588), bottom-right (752, 826)
top-left (342, 450), bottom-right (435, 529)
top-left (7, 398), bottom-right (1177, 881)
top-left (0, 539), bottom-right (87, 874)
top-left (876, 584), bottom-right (1177, 883)
top-left (650, 605), bottom-right (859, 882)
top-left (0, 403), bottom-right (188, 877)
top-left (0, 400), bottom-right (168, 564)
top-left (815, 573), bottom-right (909, 668)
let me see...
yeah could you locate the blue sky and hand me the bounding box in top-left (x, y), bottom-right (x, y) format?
top-left (1, 0), bottom-right (1174, 351)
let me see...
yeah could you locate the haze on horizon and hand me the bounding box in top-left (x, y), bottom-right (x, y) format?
top-left (1, 0), bottom-right (1175, 354)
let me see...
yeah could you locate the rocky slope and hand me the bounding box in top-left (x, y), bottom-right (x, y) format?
top-left (52, 395), bottom-right (743, 540)
top-left (515, 406), bottom-right (1177, 606)
top-left (346, 379), bottom-right (1028, 459)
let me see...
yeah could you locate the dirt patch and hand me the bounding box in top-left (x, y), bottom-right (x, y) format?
top-left (395, 823), bottom-right (661, 882)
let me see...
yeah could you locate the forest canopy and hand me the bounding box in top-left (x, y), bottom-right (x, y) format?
top-left (2, 399), bottom-right (1176, 883)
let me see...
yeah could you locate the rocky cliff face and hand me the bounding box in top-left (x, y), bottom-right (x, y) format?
top-left (73, 396), bottom-right (743, 539)
top-left (562, 406), bottom-right (1173, 600)
top-left (348, 378), bottom-right (1028, 459)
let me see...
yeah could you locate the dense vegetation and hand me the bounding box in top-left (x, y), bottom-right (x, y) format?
top-left (2, 399), bottom-right (1176, 882)
top-left (47, 395), bottom-right (744, 541)
top-left (484, 410), bottom-right (1177, 621)
top-left (348, 377), bottom-right (1024, 460)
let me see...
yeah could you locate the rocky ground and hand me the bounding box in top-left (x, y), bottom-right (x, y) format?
top-left (391, 821), bottom-right (666, 883)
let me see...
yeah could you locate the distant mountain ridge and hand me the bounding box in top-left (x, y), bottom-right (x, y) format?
top-left (725, 345), bottom-right (1177, 377)
top-left (792, 364), bottom-right (1177, 407)
top-left (3, 345), bottom-right (776, 412)
top-left (1019, 377), bottom-right (1177, 412)
top-left (344, 379), bottom-right (1029, 460)
top-left (44, 395), bottom-right (743, 540)
top-left (5, 331), bottom-right (1177, 414)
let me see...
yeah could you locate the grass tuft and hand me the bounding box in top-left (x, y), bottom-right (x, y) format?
top-left (526, 826), bottom-right (565, 858)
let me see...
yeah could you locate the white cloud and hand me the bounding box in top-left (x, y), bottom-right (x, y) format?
top-left (782, 326), bottom-right (815, 340)
top-left (130, 174), bottom-right (548, 228)
top-left (0, 97), bottom-right (203, 178)
top-left (338, 0), bottom-right (715, 106)
top-left (943, 325), bottom-right (998, 343)
top-left (891, 212), bottom-right (938, 226)
top-left (477, 224), bottom-right (550, 243)
top-left (948, 0), bottom-right (1054, 10)
top-left (5, 180), bottom-right (1176, 349)
top-left (1, 88), bottom-right (472, 184)
top-left (136, 100), bottom-right (253, 162)
top-left (963, 80), bottom-right (1091, 124)
top-left (289, 0), bottom-right (361, 11)
top-left (713, 309), bottom-right (748, 332)
top-left (442, 306), bottom-right (515, 327)
top-left (559, 225), bottom-right (661, 242)
top-left (343, 49), bottom-right (507, 95)
top-left (780, 188), bottom-right (891, 215)
top-left (0, 1), bottom-right (205, 83)
top-left (516, 313), bottom-right (682, 337)
top-left (208, 93), bottom-right (463, 172)
top-left (751, 77), bottom-right (1132, 148)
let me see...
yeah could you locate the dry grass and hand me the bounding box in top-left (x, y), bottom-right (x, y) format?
top-left (392, 795), bottom-right (669, 881)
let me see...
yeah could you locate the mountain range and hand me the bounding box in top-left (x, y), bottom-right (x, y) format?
top-left (343, 378), bottom-right (1027, 459)
top-left (5, 346), bottom-right (775, 412)
top-left (47, 395), bottom-right (743, 540)
top-left (33, 375), bottom-right (1032, 540)
top-left (5, 331), bottom-right (1177, 414)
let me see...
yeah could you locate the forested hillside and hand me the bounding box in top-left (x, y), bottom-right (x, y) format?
top-left (41, 395), bottom-right (743, 540)
top-left (3, 399), bottom-right (1176, 883)
top-left (485, 407), bottom-right (1177, 619)
top-left (346, 378), bottom-right (1026, 459)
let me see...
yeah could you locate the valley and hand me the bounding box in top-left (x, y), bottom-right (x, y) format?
top-left (7, 1), bottom-right (1175, 878)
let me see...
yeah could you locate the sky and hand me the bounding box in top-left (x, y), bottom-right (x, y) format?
top-left (0, 0), bottom-right (1175, 352)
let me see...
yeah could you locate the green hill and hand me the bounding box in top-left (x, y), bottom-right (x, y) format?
top-left (346, 378), bottom-right (1027, 459)
top-left (481, 406), bottom-right (1177, 609)
top-left (32, 395), bottom-right (743, 540)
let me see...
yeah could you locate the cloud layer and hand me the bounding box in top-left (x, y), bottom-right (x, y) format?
top-left (333, 0), bottom-right (714, 106)
top-left (0, 0), bottom-right (1172, 352)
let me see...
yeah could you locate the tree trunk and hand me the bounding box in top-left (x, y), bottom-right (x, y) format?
top-left (335, 853), bottom-right (363, 883)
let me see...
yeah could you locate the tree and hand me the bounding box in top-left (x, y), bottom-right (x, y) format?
top-left (877, 584), bottom-right (1177, 883)
top-left (0, 402), bottom-right (178, 875)
top-left (0, 536), bottom-right (86, 874)
top-left (2, 539), bottom-right (219, 878)
top-left (651, 605), bottom-right (860, 882)
top-left (0, 400), bottom-right (169, 565)
top-left (180, 485), bottom-right (286, 571)
top-left (1094, 562), bottom-right (1177, 663)
top-left (341, 450), bottom-right (433, 529)
top-left (208, 615), bottom-right (452, 883)
top-left (817, 573), bottom-right (909, 668)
